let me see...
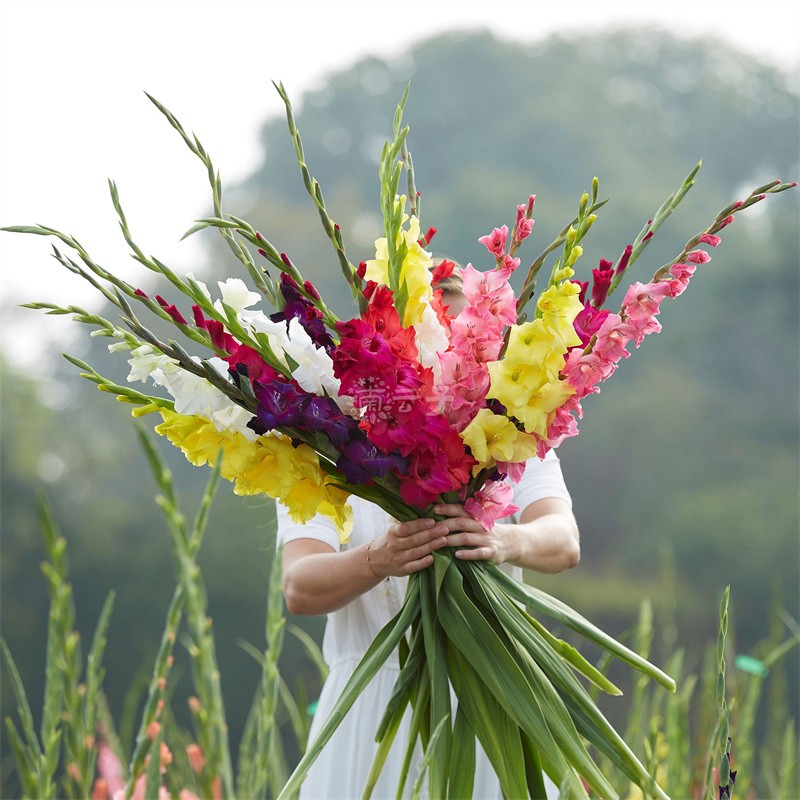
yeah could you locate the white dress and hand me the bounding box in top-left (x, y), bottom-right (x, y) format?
top-left (277, 451), bottom-right (572, 800)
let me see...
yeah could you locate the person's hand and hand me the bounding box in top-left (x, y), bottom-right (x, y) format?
top-left (431, 503), bottom-right (509, 564)
top-left (368, 518), bottom-right (450, 577)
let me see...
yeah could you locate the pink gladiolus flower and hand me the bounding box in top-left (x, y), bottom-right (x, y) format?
top-left (718, 214), bottom-right (736, 229)
top-left (464, 480), bottom-right (520, 530)
top-left (478, 225), bottom-right (509, 257)
top-left (593, 313), bottom-right (635, 362)
top-left (563, 350), bottom-right (616, 397)
top-left (666, 263), bottom-right (696, 297)
top-left (621, 281), bottom-right (670, 324)
top-left (686, 249), bottom-right (711, 264)
top-left (539, 404), bottom-right (581, 456)
top-left (450, 307), bottom-right (504, 363)
top-left (514, 204), bottom-right (534, 242)
top-left (496, 460), bottom-right (527, 483)
top-left (698, 233), bottom-right (721, 247)
top-left (460, 264), bottom-right (517, 328)
top-left (501, 254), bottom-right (521, 272)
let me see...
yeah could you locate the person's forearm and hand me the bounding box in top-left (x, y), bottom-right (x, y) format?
top-left (283, 544), bottom-right (382, 615)
top-left (496, 513), bottom-right (580, 573)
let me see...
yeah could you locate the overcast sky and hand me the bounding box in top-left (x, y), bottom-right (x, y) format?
top-left (1, 0), bottom-right (797, 366)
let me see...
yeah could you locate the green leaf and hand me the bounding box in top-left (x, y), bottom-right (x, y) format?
top-left (419, 572), bottom-right (451, 800)
top-left (445, 645), bottom-right (528, 799)
top-left (485, 563), bottom-right (676, 691)
top-left (0, 639), bottom-right (41, 758)
top-left (447, 703), bottom-right (476, 800)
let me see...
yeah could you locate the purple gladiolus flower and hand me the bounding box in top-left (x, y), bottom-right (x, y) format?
top-left (249, 379), bottom-right (307, 434)
top-left (300, 396), bottom-right (358, 448)
top-left (337, 437), bottom-right (407, 484)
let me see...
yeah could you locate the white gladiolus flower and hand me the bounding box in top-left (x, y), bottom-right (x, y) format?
top-left (282, 319), bottom-right (355, 414)
top-left (414, 303), bottom-right (449, 384)
top-left (239, 309), bottom-right (290, 369)
top-left (214, 278), bottom-right (262, 315)
top-left (212, 404), bottom-right (258, 440)
top-left (127, 345), bottom-right (180, 384)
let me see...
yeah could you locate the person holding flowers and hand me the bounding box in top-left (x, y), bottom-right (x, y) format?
top-left (278, 267), bottom-right (580, 799)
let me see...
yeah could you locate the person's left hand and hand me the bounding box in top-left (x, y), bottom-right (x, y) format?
top-left (431, 503), bottom-right (509, 563)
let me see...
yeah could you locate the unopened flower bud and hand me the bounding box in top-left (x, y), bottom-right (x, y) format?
top-left (148, 721), bottom-right (161, 740)
top-left (186, 743), bottom-right (205, 774)
top-left (579, 192), bottom-right (589, 216)
top-left (566, 227), bottom-right (577, 247)
top-left (188, 696), bottom-right (202, 714)
top-left (67, 763), bottom-right (81, 782)
top-left (567, 245), bottom-right (583, 267)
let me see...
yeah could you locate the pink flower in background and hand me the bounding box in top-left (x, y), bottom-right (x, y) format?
top-left (438, 350), bottom-right (490, 430)
top-left (478, 225), bottom-right (509, 257)
top-left (666, 263), bottom-right (697, 297)
top-left (96, 743), bottom-right (126, 798)
top-left (464, 480), bottom-right (519, 530)
top-left (686, 249), bottom-right (712, 264)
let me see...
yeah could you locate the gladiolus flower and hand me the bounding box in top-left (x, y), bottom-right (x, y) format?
top-left (698, 233), bottom-right (721, 247)
top-left (464, 480), bottom-right (519, 530)
top-left (686, 249), bottom-right (711, 264)
top-left (478, 225), bottom-right (508, 257)
top-left (514, 204), bottom-right (534, 243)
top-left (666, 263), bottom-right (696, 298)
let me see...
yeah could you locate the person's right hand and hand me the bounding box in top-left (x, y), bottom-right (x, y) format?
top-left (367, 518), bottom-right (450, 578)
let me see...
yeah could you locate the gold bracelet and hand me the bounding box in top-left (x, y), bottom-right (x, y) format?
top-left (365, 540), bottom-right (381, 578)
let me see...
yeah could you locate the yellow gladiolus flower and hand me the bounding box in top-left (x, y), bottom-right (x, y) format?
top-left (364, 197), bottom-right (433, 327)
top-left (155, 410), bottom-right (353, 541)
top-left (511, 378), bottom-right (576, 437)
top-left (460, 408), bottom-right (540, 474)
top-left (504, 319), bottom-right (569, 377)
top-left (537, 283), bottom-right (584, 347)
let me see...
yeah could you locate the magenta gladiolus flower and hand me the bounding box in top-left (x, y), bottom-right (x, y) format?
top-left (156, 294), bottom-right (188, 325)
top-left (573, 304), bottom-right (610, 350)
top-left (698, 233), bottom-right (721, 247)
top-left (478, 225), bottom-right (509, 257)
top-left (464, 480), bottom-right (519, 530)
top-left (591, 264), bottom-right (615, 307)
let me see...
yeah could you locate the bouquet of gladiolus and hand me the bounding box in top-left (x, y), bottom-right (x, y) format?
top-left (4, 83), bottom-right (795, 800)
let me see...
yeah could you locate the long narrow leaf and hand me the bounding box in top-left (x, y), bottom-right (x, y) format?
top-left (484, 563), bottom-right (676, 691)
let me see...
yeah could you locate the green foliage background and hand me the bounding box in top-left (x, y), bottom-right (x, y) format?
top-left (2, 26), bottom-right (797, 787)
